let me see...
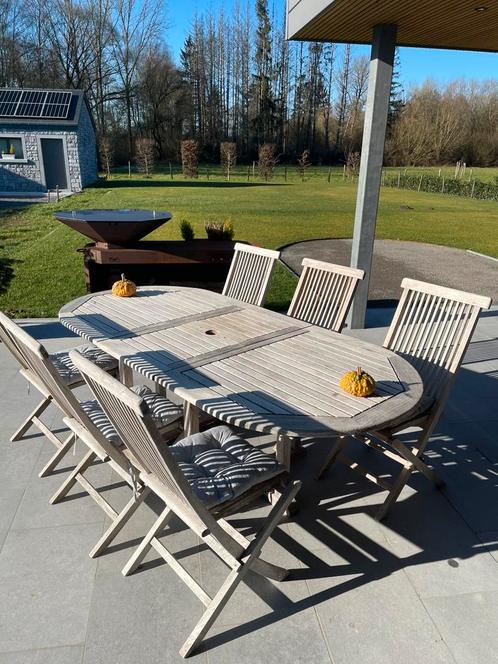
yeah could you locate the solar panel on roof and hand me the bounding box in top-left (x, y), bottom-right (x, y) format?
top-left (0, 89), bottom-right (22, 116)
top-left (0, 89), bottom-right (73, 119)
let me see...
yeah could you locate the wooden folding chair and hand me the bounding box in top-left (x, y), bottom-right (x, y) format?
top-left (0, 311), bottom-right (118, 477)
top-left (0, 315), bottom-right (184, 559)
top-left (318, 278), bottom-right (492, 521)
top-left (287, 258), bottom-right (364, 332)
top-left (70, 348), bottom-right (301, 658)
top-left (222, 242), bottom-right (280, 306)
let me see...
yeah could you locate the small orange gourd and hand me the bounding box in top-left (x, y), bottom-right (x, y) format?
top-left (339, 367), bottom-right (375, 397)
top-left (112, 273), bottom-right (137, 298)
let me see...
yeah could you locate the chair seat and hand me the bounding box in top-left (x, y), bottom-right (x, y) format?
top-left (50, 346), bottom-right (118, 386)
top-left (81, 385), bottom-right (183, 445)
top-left (169, 425), bottom-right (285, 508)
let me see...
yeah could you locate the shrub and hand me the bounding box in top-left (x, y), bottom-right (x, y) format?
top-left (258, 143), bottom-right (278, 181)
top-left (383, 172), bottom-right (498, 201)
top-left (180, 220), bottom-right (195, 241)
top-left (181, 139), bottom-right (199, 178)
top-left (345, 150), bottom-right (361, 177)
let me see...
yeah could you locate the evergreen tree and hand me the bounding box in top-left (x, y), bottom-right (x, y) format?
top-left (388, 48), bottom-right (404, 131)
top-left (252, 0), bottom-right (276, 146)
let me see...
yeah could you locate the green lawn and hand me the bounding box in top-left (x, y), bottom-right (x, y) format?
top-left (0, 167), bottom-right (497, 317)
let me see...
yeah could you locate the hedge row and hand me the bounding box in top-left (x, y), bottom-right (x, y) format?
top-left (382, 173), bottom-right (498, 201)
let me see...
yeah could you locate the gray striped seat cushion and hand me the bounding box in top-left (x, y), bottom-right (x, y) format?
top-left (50, 345), bottom-right (118, 386)
top-left (169, 425), bottom-right (284, 508)
top-left (81, 385), bottom-right (183, 445)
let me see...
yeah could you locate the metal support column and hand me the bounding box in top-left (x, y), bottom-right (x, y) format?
top-left (348, 23), bottom-right (397, 329)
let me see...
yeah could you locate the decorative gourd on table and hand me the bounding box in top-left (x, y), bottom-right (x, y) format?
top-left (339, 367), bottom-right (376, 397)
top-left (112, 274), bottom-right (137, 298)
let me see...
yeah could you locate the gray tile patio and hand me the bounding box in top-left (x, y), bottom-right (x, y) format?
top-left (0, 309), bottom-right (497, 664)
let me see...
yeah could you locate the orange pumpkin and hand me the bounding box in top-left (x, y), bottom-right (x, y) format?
top-left (112, 273), bottom-right (137, 298)
top-left (339, 367), bottom-right (375, 397)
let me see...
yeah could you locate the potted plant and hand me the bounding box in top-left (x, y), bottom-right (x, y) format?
top-left (2, 144), bottom-right (16, 160)
top-left (205, 220), bottom-right (234, 241)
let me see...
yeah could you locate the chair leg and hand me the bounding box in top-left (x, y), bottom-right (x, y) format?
top-left (217, 518), bottom-right (288, 582)
top-left (388, 437), bottom-right (445, 489)
top-left (375, 466), bottom-right (412, 521)
top-left (49, 450), bottom-right (96, 504)
top-left (10, 396), bottom-right (51, 442)
top-left (38, 432), bottom-right (76, 478)
top-left (122, 506), bottom-right (173, 576)
top-left (89, 487), bottom-right (151, 558)
top-left (180, 481), bottom-right (301, 658)
top-left (180, 566), bottom-right (249, 658)
top-left (316, 436), bottom-right (346, 479)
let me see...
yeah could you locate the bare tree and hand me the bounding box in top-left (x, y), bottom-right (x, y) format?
top-left (112, 0), bottom-right (164, 159)
top-left (220, 141), bottom-right (237, 180)
top-left (258, 143), bottom-right (278, 181)
top-left (135, 136), bottom-right (155, 176)
top-left (99, 135), bottom-right (114, 177)
top-left (137, 48), bottom-right (185, 158)
top-left (297, 149), bottom-right (312, 181)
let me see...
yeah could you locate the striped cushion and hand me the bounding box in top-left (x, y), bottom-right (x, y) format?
top-left (81, 385), bottom-right (183, 445)
top-left (169, 425), bottom-right (284, 508)
top-left (51, 345), bottom-right (118, 386)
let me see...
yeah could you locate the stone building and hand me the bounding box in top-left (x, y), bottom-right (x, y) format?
top-left (0, 89), bottom-right (97, 193)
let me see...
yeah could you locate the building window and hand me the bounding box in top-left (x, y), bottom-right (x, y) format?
top-left (0, 137), bottom-right (24, 159)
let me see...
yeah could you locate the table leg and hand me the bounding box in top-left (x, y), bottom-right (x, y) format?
top-left (120, 361), bottom-right (133, 387)
top-left (270, 434), bottom-right (298, 515)
top-left (184, 402), bottom-right (200, 437)
top-left (275, 433), bottom-right (291, 471)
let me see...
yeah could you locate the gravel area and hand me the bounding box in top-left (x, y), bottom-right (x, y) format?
top-left (281, 238), bottom-right (498, 303)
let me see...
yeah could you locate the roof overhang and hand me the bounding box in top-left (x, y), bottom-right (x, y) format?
top-left (286, 0), bottom-right (498, 53)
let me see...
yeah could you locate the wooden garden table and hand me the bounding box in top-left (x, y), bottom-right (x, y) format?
top-left (59, 286), bottom-right (423, 470)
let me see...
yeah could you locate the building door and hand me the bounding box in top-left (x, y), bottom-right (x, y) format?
top-left (40, 138), bottom-right (68, 190)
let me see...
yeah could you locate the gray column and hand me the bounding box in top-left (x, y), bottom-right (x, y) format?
top-left (348, 23), bottom-right (397, 329)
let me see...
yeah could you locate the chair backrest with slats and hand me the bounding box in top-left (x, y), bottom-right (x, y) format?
top-left (70, 349), bottom-right (215, 537)
top-left (384, 278), bottom-right (491, 405)
top-left (0, 313), bottom-right (129, 472)
top-left (287, 258), bottom-right (364, 331)
top-left (0, 310), bottom-right (31, 369)
top-left (222, 243), bottom-right (280, 306)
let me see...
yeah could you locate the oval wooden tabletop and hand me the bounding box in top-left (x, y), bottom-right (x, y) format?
top-left (59, 286), bottom-right (424, 438)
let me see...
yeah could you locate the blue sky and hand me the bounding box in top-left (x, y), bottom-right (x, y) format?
top-left (166, 0), bottom-right (498, 87)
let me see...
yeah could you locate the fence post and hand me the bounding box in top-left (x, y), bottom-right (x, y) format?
top-left (56, 185), bottom-right (60, 202)
top-left (128, 161), bottom-right (131, 179)
top-left (284, 166), bottom-right (287, 181)
top-left (169, 161), bottom-right (173, 179)
top-left (441, 177), bottom-right (445, 193)
top-left (328, 167), bottom-right (332, 183)
top-left (438, 168), bottom-right (441, 177)
top-left (247, 166), bottom-right (250, 181)
top-left (471, 180), bottom-right (476, 198)
top-left (397, 171), bottom-right (401, 188)
top-left (418, 175), bottom-right (423, 192)
top-left (252, 161), bottom-right (256, 178)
